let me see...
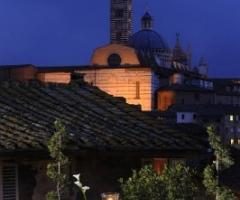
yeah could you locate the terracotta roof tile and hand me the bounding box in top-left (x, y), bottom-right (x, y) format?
top-left (0, 80), bottom-right (208, 155)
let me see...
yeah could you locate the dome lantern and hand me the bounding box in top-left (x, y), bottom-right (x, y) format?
top-left (141, 12), bottom-right (153, 30)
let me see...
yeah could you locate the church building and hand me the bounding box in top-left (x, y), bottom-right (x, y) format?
top-left (77, 0), bottom-right (209, 111)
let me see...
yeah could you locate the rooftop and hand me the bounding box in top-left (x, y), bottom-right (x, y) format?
top-left (0, 78), bottom-right (208, 157)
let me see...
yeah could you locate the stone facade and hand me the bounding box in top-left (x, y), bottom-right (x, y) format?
top-left (91, 44), bottom-right (140, 66)
top-left (36, 72), bottom-right (71, 84)
top-left (78, 67), bottom-right (156, 111)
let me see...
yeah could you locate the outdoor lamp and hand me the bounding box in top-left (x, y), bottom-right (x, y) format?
top-left (101, 192), bottom-right (119, 200)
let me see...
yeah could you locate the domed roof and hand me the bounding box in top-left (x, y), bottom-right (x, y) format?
top-left (128, 29), bottom-right (168, 50)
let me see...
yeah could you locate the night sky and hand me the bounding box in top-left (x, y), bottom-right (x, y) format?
top-left (0, 0), bottom-right (239, 77)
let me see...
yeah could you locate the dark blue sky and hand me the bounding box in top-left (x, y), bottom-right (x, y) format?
top-left (0, 0), bottom-right (240, 77)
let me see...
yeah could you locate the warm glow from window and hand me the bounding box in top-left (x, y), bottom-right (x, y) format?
top-left (238, 139), bottom-right (240, 145)
top-left (230, 139), bottom-right (235, 145)
top-left (230, 115), bottom-right (234, 122)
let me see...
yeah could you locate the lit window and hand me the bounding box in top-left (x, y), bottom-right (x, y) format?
top-left (230, 115), bottom-right (234, 122)
top-left (230, 139), bottom-right (235, 145)
top-left (238, 139), bottom-right (240, 145)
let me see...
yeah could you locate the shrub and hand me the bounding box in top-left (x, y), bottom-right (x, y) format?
top-left (120, 163), bottom-right (199, 200)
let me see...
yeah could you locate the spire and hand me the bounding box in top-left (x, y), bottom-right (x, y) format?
top-left (173, 33), bottom-right (188, 65)
top-left (141, 11), bottom-right (153, 30)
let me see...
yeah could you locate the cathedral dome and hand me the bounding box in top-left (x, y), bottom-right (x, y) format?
top-left (128, 29), bottom-right (168, 50)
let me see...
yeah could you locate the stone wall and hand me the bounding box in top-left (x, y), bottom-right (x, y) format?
top-left (78, 67), bottom-right (154, 111)
top-left (36, 72), bottom-right (71, 84)
top-left (91, 44), bottom-right (139, 66)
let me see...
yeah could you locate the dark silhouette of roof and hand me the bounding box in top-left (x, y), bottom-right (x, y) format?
top-left (0, 79), bottom-right (208, 156)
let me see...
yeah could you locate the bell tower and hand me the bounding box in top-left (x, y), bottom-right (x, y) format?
top-left (110, 0), bottom-right (132, 45)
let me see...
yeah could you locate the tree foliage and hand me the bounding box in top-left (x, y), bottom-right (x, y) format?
top-left (161, 163), bottom-right (198, 200)
top-left (120, 163), bottom-right (199, 200)
top-left (46, 120), bottom-right (69, 200)
top-left (203, 126), bottom-right (236, 200)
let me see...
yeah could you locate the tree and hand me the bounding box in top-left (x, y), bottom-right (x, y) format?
top-left (46, 120), bottom-right (69, 200)
top-left (120, 163), bottom-right (199, 200)
top-left (203, 126), bottom-right (236, 200)
top-left (120, 165), bottom-right (165, 200)
top-left (161, 163), bottom-right (198, 200)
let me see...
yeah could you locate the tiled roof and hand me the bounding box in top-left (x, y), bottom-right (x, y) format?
top-left (0, 79), bottom-right (208, 156)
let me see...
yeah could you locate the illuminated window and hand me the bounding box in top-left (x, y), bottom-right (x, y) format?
top-left (229, 115), bottom-right (234, 122)
top-left (238, 139), bottom-right (240, 145)
top-left (230, 139), bottom-right (235, 145)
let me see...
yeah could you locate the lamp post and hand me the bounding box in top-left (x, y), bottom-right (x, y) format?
top-left (101, 193), bottom-right (119, 200)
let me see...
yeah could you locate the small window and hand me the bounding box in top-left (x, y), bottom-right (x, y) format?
top-left (238, 139), bottom-right (240, 145)
top-left (135, 81), bottom-right (140, 99)
top-left (108, 53), bottom-right (121, 67)
top-left (193, 114), bottom-right (197, 120)
top-left (230, 115), bottom-right (234, 122)
top-left (181, 114), bottom-right (185, 120)
top-left (230, 139), bottom-right (235, 145)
